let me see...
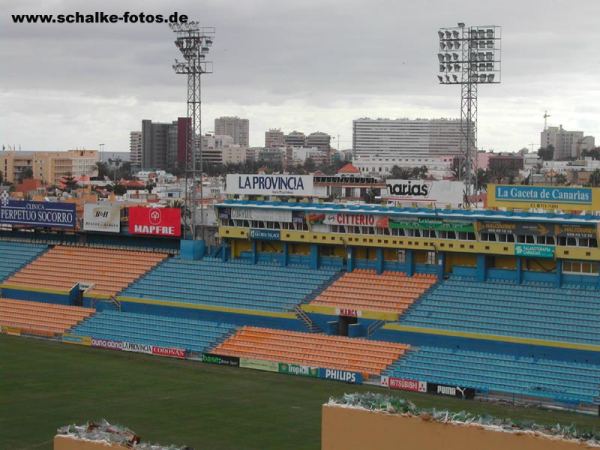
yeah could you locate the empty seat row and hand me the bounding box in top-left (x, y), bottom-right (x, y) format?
top-left (120, 258), bottom-right (340, 313)
top-left (384, 346), bottom-right (600, 404)
top-left (0, 241), bottom-right (48, 283)
top-left (0, 298), bottom-right (94, 337)
top-left (211, 326), bottom-right (409, 377)
top-left (5, 246), bottom-right (169, 297)
top-left (309, 270), bottom-right (437, 314)
top-left (68, 310), bottom-right (238, 353)
top-left (399, 277), bottom-right (600, 345)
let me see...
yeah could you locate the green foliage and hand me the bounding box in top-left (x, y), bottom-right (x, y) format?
top-left (389, 165), bottom-right (428, 180)
top-left (538, 145), bottom-right (554, 161)
top-left (589, 169), bottom-right (600, 187)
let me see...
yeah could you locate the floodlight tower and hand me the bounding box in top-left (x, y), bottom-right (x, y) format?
top-left (437, 23), bottom-right (501, 202)
top-left (170, 22), bottom-right (214, 241)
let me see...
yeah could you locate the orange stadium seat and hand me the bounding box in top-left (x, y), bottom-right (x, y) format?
top-left (211, 326), bottom-right (409, 377)
top-left (0, 298), bottom-right (94, 337)
top-left (309, 269), bottom-right (437, 314)
top-left (3, 246), bottom-right (168, 297)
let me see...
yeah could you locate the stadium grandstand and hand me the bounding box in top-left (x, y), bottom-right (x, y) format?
top-left (3, 181), bottom-right (600, 416)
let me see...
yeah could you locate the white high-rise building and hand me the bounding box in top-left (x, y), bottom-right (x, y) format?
top-left (540, 125), bottom-right (595, 160)
top-left (129, 131), bottom-right (142, 169)
top-left (352, 118), bottom-right (466, 158)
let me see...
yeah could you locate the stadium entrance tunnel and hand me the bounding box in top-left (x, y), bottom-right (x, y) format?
top-left (337, 316), bottom-right (357, 336)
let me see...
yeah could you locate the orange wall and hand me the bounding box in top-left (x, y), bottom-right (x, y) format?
top-left (322, 405), bottom-right (590, 450)
top-left (54, 435), bottom-right (129, 450)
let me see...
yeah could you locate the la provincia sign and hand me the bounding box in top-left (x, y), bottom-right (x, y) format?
top-left (226, 174), bottom-right (316, 197)
top-left (384, 179), bottom-right (464, 207)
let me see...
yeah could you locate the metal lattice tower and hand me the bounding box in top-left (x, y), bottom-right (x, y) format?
top-left (170, 22), bottom-right (214, 240)
top-left (437, 23), bottom-right (501, 202)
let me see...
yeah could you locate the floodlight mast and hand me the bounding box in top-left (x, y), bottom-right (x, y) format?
top-left (170, 22), bottom-right (214, 241)
top-left (437, 23), bottom-right (501, 205)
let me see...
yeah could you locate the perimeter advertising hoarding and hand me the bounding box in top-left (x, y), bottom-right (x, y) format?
top-left (128, 207), bottom-right (181, 237)
top-left (514, 244), bottom-right (555, 259)
top-left (226, 174), bottom-right (316, 197)
top-left (384, 180), bottom-right (464, 207)
top-left (427, 382), bottom-right (475, 399)
top-left (380, 376), bottom-right (427, 393)
top-left (323, 213), bottom-right (389, 228)
top-left (239, 358), bottom-right (279, 372)
top-left (231, 208), bottom-right (293, 222)
top-left (278, 363), bottom-right (320, 378)
top-left (83, 203), bottom-right (121, 233)
top-left (201, 353), bottom-right (240, 367)
top-left (319, 368), bottom-right (363, 384)
top-left (0, 199), bottom-right (76, 228)
top-left (249, 229), bottom-right (281, 240)
top-left (488, 184), bottom-right (600, 211)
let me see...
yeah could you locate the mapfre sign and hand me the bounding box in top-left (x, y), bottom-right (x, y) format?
top-left (128, 207), bottom-right (181, 237)
top-left (384, 180), bottom-right (464, 207)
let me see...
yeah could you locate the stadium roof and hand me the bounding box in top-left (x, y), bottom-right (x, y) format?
top-left (218, 200), bottom-right (600, 225)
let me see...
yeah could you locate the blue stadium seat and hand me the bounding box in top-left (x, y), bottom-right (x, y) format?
top-left (0, 241), bottom-right (48, 282)
top-left (119, 258), bottom-right (339, 313)
top-left (68, 310), bottom-right (237, 353)
top-left (384, 346), bottom-right (600, 404)
top-left (399, 276), bottom-right (600, 345)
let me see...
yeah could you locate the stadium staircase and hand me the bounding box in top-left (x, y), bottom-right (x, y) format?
top-left (384, 345), bottom-right (600, 405)
top-left (293, 305), bottom-right (322, 333)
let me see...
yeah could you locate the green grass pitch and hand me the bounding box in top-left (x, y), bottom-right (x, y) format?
top-left (1, 334), bottom-right (599, 449)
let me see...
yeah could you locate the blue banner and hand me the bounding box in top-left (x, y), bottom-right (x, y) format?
top-left (319, 368), bottom-right (363, 384)
top-left (514, 243), bottom-right (555, 259)
top-left (495, 186), bottom-right (593, 205)
top-left (249, 229), bottom-right (281, 241)
top-left (0, 200), bottom-right (76, 228)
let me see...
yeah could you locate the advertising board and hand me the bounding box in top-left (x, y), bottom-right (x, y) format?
top-left (83, 203), bottom-right (121, 233)
top-left (385, 180), bottom-right (464, 207)
top-left (488, 184), bottom-right (600, 211)
top-left (278, 363), bottom-right (320, 378)
top-left (128, 207), bottom-right (181, 237)
top-left (249, 229), bottom-right (281, 240)
top-left (226, 174), bottom-right (316, 197)
top-left (0, 199), bottom-right (76, 228)
top-left (319, 368), bottom-right (363, 384)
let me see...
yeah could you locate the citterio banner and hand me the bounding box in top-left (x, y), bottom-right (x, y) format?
top-left (128, 207), bottom-right (181, 237)
top-left (83, 203), bottom-right (121, 233)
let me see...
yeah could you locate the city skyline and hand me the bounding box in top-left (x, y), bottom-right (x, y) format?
top-left (2, 0), bottom-right (600, 153)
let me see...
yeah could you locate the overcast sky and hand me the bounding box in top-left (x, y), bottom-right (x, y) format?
top-left (2, 0), bottom-right (600, 153)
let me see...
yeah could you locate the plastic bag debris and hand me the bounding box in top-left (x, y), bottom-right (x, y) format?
top-left (57, 419), bottom-right (193, 449)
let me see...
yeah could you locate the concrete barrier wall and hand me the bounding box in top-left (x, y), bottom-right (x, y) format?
top-left (54, 435), bottom-right (129, 450)
top-left (321, 405), bottom-right (592, 450)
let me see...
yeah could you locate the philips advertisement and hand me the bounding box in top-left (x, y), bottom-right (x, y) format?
top-left (384, 180), bottom-right (464, 207)
top-left (488, 184), bottom-right (600, 211)
top-left (226, 174), bottom-right (316, 197)
top-left (0, 199), bottom-right (76, 229)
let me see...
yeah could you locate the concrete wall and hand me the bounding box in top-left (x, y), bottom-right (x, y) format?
top-left (54, 435), bottom-right (128, 450)
top-left (322, 405), bottom-right (590, 450)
